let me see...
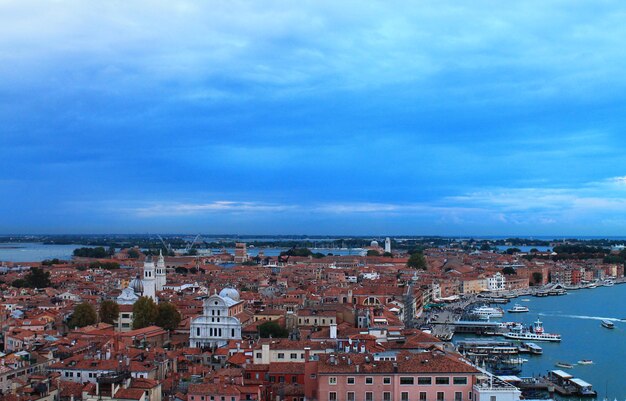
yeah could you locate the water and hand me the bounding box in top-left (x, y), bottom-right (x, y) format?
top-left (0, 242), bottom-right (93, 262)
top-left (495, 245), bottom-right (552, 252)
top-left (457, 285), bottom-right (626, 399)
top-left (0, 242), bottom-right (365, 262)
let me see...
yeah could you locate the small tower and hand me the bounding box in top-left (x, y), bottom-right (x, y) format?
top-left (156, 249), bottom-right (166, 291)
top-left (143, 256), bottom-right (157, 302)
top-left (384, 237), bottom-right (391, 253)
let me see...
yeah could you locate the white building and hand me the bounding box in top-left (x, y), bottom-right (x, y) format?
top-left (488, 272), bottom-right (506, 291)
top-left (384, 237), bottom-right (391, 253)
top-left (155, 250), bottom-right (166, 291)
top-left (142, 256), bottom-right (157, 302)
top-left (190, 288), bottom-right (244, 348)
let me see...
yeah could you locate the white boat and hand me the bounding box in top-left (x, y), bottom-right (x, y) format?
top-left (471, 305), bottom-right (504, 319)
top-left (577, 360), bottom-right (593, 365)
top-left (508, 304), bottom-right (529, 313)
top-left (601, 320), bottom-right (615, 329)
top-left (503, 319), bottom-right (562, 342)
top-left (602, 279), bottom-right (615, 287)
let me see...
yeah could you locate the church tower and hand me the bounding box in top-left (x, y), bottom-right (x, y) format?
top-left (143, 255), bottom-right (157, 302)
top-left (156, 249), bottom-right (167, 291)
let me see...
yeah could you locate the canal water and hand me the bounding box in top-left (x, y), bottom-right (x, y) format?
top-left (457, 284), bottom-right (626, 399)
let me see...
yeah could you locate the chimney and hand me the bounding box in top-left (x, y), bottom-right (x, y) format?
top-left (355, 364), bottom-right (359, 373)
top-left (329, 323), bottom-right (337, 339)
top-left (393, 362), bottom-right (398, 373)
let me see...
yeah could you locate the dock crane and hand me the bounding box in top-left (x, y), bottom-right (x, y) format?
top-left (185, 234), bottom-right (202, 253)
top-left (156, 234), bottom-right (172, 253)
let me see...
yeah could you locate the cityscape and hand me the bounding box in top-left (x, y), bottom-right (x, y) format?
top-left (2, 1), bottom-right (626, 401)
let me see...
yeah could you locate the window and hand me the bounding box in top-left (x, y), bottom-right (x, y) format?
top-left (310, 374), bottom-right (317, 379)
top-left (292, 376), bottom-right (298, 383)
top-left (468, 392), bottom-right (472, 400)
top-left (383, 392), bottom-right (392, 401)
top-left (347, 377), bottom-right (355, 385)
top-left (420, 392), bottom-right (427, 401)
top-left (400, 377), bottom-right (414, 385)
top-left (490, 397), bottom-right (496, 401)
top-left (418, 377), bottom-right (432, 385)
top-left (437, 393), bottom-right (444, 401)
top-left (196, 327), bottom-right (200, 336)
top-left (401, 392), bottom-right (409, 401)
top-left (453, 377), bottom-right (467, 385)
top-left (347, 392), bottom-right (355, 401)
top-left (290, 353), bottom-right (298, 359)
top-left (301, 353), bottom-right (305, 359)
top-left (455, 392), bottom-right (462, 401)
top-left (384, 377), bottom-right (392, 385)
top-left (366, 377), bottom-right (373, 384)
top-left (366, 392), bottom-right (374, 401)
top-left (277, 353), bottom-right (285, 359)
top-left (256, 353), bottom-right (262, 358)
top-left (435, 377), bottom-right (450, 385)
top-left (329, 393), bottom-right (337, 401)
top-left (329, 377), bottom-right (337, 385)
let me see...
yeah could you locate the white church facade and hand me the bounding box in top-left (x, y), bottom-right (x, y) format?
top-left (190, 288), bottom-right (243, 348)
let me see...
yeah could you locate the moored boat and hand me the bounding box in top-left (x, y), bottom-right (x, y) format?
top-left (577, 360), bottom-right (593, 365)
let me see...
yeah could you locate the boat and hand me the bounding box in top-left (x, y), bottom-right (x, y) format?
top-left (503, 319), bottom-right (562, 342)
top-left (602, 279), bottom-right (615, 287)
top-left (505, 357), bottom-right (528, 364)
top-left (508, 304), bottom-right (530, 313)
top-left (519, 342), bottom-right (543, 354)
top-left (471, 305), bottom-right (504, 319)
top-left (555, 362), bottom-right (574, 369)
top-left (601, 320), bottom-right (615, 329)
top-left (577, 360), bottom-right (593, 365)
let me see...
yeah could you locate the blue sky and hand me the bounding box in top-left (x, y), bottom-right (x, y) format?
top-left (2, 1), bottom-right (626, 235)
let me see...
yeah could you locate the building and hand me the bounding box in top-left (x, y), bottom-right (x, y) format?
top-left (189, 288), bottom-right (244, 348)
top-left (143, 256), bottom-right (157, 302)
top-left (385, 237), bottom-right (391, 254)
top-left (155, 250), bottom-right (167, 291)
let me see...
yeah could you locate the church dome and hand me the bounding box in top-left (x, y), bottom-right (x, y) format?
top-left (219, 287), bottom-right (240, 301)
top-left (129, 275), bottom-right (144, 294)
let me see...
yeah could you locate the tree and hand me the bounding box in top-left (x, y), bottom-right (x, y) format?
top-left (99, 300), bottom-right (120, 325)
top-left (502, 266), bottom-right (517, 275)
top-left (407, 252), bottom-right (427, 270)
top-left (258, 321), bottom-right (289, 338)
top-left (127, 248), bottom-right (141, 259)
top-left (25, 267), bottom-right (52, 288)
top-left (132, 296), bottom-right (159, 329)
top-left (367, 250), bottom-right (381, 257)
top-left (532, 272), bottom-right (543, 284)
top-left (155, 302), bottom-right (181, 331)
top-left (505, 248), bottom-right (521, 255)
top-left (383, 252), bottom-right (393, 258)
top-left (69, 303), bottom-right (97, 328)
top-left (73, 247), bottom-right (108, 258)
top-left (12, 279), bottom-right (28, 288)
top-left (529, 248), bottom-right (539, 253)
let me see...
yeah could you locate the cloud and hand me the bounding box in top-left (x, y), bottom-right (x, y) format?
top-left (126, 201), bottom-right (294, 217)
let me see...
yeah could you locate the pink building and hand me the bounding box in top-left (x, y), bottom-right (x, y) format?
top-left (314, 350), bottom-right (478, 401)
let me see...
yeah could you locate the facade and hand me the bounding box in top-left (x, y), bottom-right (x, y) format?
top-left (487, 273), bottom-right (505, 292)
top-left (190, 288), bottom-right (244, 348)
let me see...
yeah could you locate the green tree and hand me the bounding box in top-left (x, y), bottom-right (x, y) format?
top-left (502, 266), bottom-right (517, 275)
top-left (127, 248), bottom-right (141, 259)
top-left (258, 320), bottom-right (289, 338)
top-left (155, 302), bottom-right (181, 331)
top-left (99, 300), bottom-right (120, 325)
top-left (367, 250), bottom-right (381, 257)
top-left (532, 272), bottom-right (543, 284)
top-left (505, 248), bottom-right (521, 255)
top-left (383, 252), bottom-right (393, 258)
top-left (407, 252), bottom-right (427, 270)
top-left (69, 302), bottom-right (97, 328)
top-left (25, 267), bottom-right (52, 288)
top-left (12, 279), bottom-right (28, 288)
top-left (132, 296), bottom-right (159, 329)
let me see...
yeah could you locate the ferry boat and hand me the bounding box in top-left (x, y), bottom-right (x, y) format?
top-left (508, 304), bottom-right (529, 313)
top-left (601, 320), bottom-right (615, 329)
top-left (503, 319), bottom-right (562, 342)
top-left (471, 305), bottom-right (504, 319)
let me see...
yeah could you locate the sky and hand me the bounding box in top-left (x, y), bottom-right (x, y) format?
top-left (2, 1), bottom-right (626, 236)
